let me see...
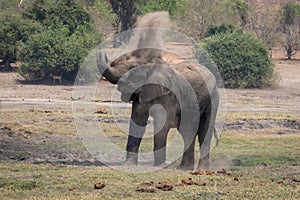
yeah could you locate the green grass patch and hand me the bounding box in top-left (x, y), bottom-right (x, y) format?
top-left (0, 161), bottom-right (299, 200)
top-left (212, 133), bottom-right (300, 167)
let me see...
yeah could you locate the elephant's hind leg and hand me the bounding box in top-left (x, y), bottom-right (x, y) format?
top-left (197, 111), bottom-right (213, 169)
top-left (177, 132), bottom-right (196, 170)
top-left (178, 139), bottom-right (196, 170)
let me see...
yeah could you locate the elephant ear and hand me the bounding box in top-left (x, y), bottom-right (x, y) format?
top-left (139, 84), bottom-right (170, 103)
top-left (138, 65), bottom-right (174, 103)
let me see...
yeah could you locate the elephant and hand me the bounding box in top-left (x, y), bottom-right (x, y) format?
top-left (97, 48), bottom-right (219, 170)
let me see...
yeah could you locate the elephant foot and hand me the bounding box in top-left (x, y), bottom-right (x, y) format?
top-left (153, 161), bottom-right (167, 168)
top-left (153, 157), bottom-right (166, 167)
top-left (177, 163), bottom-right (194, 171)
top-left (198, 158), bottom-right (209, 170)
top-left (124, 158), bottom-right (138, 166)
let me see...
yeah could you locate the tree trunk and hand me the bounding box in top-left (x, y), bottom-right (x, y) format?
top-left (286, 45), bottom-right (292, 60)
top-left (3, 55), bottom-right (12, 72)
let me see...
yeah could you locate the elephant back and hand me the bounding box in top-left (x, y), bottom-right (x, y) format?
top-left (171, 61), bottom-right (217, 100)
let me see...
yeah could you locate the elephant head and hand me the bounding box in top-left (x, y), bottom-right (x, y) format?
top-left (97, 48), bottom-right (165, 84)
top-left (117, 64), bottom-right (176, 104)
top-left (97, 49), bottom-right (122, 84)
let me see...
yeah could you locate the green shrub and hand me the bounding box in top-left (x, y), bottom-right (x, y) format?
top-left (205, 23), bottom-right (237, 38)
top-left (17, 0), bottom-right (101, 82)
top-left (197, 32), bottom-right (276, 88)
top-left (18, 26), bottom-right (100, 82)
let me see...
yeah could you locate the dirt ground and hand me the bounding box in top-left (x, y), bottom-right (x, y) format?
top-left (0, 49), bottom-right (299, 167)
top-left (226, 59), bottom-right (300, 114)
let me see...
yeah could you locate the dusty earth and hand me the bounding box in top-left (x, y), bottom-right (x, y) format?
top-left (0, 48), bottom-right (299, 167)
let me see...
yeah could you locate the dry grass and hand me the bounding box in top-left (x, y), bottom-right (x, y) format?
top-left (0, 108), bottom-right (76, 136)
top-left (225, 112), bottom-right (300, 121)
top-left (0, 160), bottom-right (299, 200)
top-left (0, 127), bottom-right (299, 199)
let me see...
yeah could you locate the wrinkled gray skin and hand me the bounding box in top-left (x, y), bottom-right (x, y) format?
top-left (98, 48), bottom-right (219, 170)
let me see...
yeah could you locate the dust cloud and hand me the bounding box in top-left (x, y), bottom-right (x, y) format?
top-left (129, 11), bottom-right (171, 59)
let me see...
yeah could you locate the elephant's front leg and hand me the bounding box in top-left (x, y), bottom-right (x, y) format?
top-left (150, 105), bottom-right (170, 166)
top-left (125, 101), bottom-right (149, 165)
top-left (153, 124), bottom-right (170, 166)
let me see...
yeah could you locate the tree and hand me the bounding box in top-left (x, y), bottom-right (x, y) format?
top-left (280, 3), bottom-right (300, 59)
top-left (0, 11), bottom-right (42, 71)
top-left (246, 1), bottom-right (281, 57)
top-left (109, 0), bottom-right (138, 34)
top-left (174, 0), bottom-right (242, 40)
top-left (93, 0), bottom-right (116, 37)
top-left (229, 0), bottom-right (249, 30)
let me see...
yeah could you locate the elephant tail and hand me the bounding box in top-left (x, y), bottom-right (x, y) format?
top-left (214, 127), bottom-right (219, 146)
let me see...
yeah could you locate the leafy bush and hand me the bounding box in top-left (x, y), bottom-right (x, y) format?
top-left (0, 11), bottom-right (42, 71)
top-left (138, 0), bottom-right (180, 16)
top-left (17, 0), bottom-right (101, 82)
top-left (23, 0), bottom-right (90, 35)
top-left (18, 26), bottom-right (100, 82)
top-left (18, 27), bottom-right (71, 80)
top-left (205, 24), bottom-right (237, 38)
top-left (197, 32), bottom-right (276, 88)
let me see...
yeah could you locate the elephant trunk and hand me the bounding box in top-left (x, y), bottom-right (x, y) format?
top-left (102, 67), bottom-right (121, 84)
top-left (97, 49), bottom-right (123, 84)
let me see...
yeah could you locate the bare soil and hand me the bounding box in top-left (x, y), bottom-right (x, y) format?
top-left (226, 61), bottom-right (300, 114)
top-left (0, 125), bottom-right (101, 166)
top-left (0, 52), bottom-right (299, 167)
